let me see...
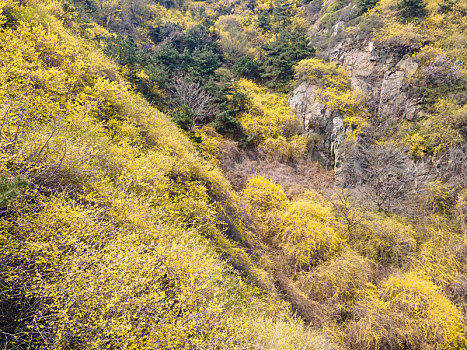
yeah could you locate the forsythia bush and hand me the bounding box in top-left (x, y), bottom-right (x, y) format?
top-left (294, 58), bottom-right (369, 136)
top-left (194, 125), bottom-right (225, 161)
top-left (0, 2), bottom-right (331, 348)
top-left (349, 212), bottom-right (417, 267)
top-left (346, 272), bottom-right (466, 349)
top-left (243, 176), bottom-right (288, 212)
top-left (412, 218), bottom-right (466, 288)
top-left (243, 176), bottom-right (288, 237)
top-left (297, 249), bottom-right (375, 316)
top-left (236, 79), bottom-right (297, 142)
top-left (294, 58), bottom-right (350, 90)
top-left (259, 135), bottom-right (308, 162)
top-left (278, 197), bottom-right (342, 267)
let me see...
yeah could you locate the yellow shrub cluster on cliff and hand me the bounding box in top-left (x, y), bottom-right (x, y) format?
top-left (237, 78), bottom-right (296, 140)
top-left (236, 78), bottom-right (309, 160)
top-left (294, 58), bottom-right (350, 90)
top-left (371, 0), bottom-right (466, 60)
top-left (402, 98), bottom-right (466, 158)
top-left (258, 134), bottom-right (308, 163)
top-left (294, 58), bottom-right (369, 137)
top-left (366, 0), bottom-right (467, 158)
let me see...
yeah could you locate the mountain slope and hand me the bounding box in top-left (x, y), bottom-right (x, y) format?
top-left (0, 1), bottom-right (330, 348)
top-left (0, 0), bottom-right (466, 349)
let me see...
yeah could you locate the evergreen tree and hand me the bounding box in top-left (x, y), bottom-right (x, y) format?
top-left (357, 0), bottom-right (379, 14)
top-left (260, 30), bottom-right (315, 89)
top-left (272, 0), bottom-right (294, 30)
top-left (183, 47), bottom-right (221, 80)
top-left (397, 0), bottom-right (427, 22)
top-left (212, 110), bottom-right (244, 138)
top-left (104, 35), bottom-right (138, 67)
top-left (257, 11), bottom-right (272, 32)
top-left (232, 56), bottom-right (260, 79)
top-left (152, 44), bottom-right (182, 72)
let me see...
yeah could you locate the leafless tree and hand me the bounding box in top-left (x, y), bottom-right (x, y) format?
top-left (167, 74), bottom-right (215, 128)
top-left (435, 145), bottom-right (467, 191)
top-left (332, 189), bottom-right (362, 232)
top-left (341, 141), bottom-right (416, 211)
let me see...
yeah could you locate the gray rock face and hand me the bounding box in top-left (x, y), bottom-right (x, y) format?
top-left (288, 81), bottom-right (345, 171)
top-left (289, 40), bottom-right (421, 170)
top-left (330, 116), bottom-right (345, 176)
top-left (331, 40), bottom-right (419, 121)
top-left (288, 82), bottom-right (329, 132)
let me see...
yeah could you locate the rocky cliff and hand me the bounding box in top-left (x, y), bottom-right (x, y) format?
top-left (289, 39), bottom-right (422, 172)
top-left (330, 40), bottom-right (420, 122)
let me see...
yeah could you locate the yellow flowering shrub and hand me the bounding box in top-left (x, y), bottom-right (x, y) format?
top-left (411, 219), bottom-right (466, 288)
top-left (350, 212), bottom-right (417, 267)
top-left (237, 79), bottom-right (296, 142)
top-left (374, 19), bottom-right (425, 49)
top-left (243, 176), bottom-right (288, 210)
top-left (259, 134), bottom-right (308, 162)
top-left (294, 58), bottom-right (369, 137)
top-left (297, 249), bottom-right (375, 316)
top-left (243, 176), bottom-right (288, 238)
top-left (294, 58), bottom-right (350, 90)
top-left (194, 125), bottom-right (224, 161)
top-left (279, 197), bottom-right (342, 267)
top-left (346, 272), bottom-right (466, 350)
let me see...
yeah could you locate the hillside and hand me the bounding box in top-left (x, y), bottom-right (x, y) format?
top-left (0, 0), bottom-right (466, 349)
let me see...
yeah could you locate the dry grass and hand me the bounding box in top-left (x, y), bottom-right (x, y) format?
top-left (217, 140), bottom-right (334, 197)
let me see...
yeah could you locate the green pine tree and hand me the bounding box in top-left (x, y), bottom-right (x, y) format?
top-left (397, 0), bottom-right (427, 22)
top-left (357, 0), bottom-right (379, 14)
top-left (272, 0), bottom-right (294, 30)
top-left (260, 30), bottom-right (315, 89)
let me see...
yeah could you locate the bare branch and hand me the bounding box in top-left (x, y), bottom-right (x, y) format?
top-left (167, 73), bottom-right (214, 127)
top-left (341, 141), bottom-right (416, 211)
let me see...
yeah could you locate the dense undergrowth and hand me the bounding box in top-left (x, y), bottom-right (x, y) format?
top-left (0, 0), bottom-right (466, 349)
top-left (0, 1), bottom-right (327, 348)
